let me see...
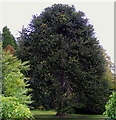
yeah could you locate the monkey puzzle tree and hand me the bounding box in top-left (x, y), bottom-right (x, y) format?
top-left (18, 4), bottom-right (111, 115)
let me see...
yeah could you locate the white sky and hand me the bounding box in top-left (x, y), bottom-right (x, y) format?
top-left (0, 0), bottom-right (114, 63)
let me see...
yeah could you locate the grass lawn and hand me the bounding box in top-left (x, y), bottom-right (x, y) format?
top-left (31, 110), bottom-right (107, 120)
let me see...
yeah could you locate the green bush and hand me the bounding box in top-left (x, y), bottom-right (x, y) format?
top-left (1, 95), bottom-right (34, 119)
top-left (2, 51), bottom-right (32, 104)
top-left (103, 91), bottom-right (116, 119)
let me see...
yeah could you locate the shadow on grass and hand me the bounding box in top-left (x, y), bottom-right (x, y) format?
top-left (31, 110), bottom-right (107, 120)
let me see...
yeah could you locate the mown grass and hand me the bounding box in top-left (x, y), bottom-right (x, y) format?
top-left (31, 110), bottom-right (107, 120)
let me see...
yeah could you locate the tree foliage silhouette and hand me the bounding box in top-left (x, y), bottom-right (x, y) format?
top-left (18, 4), bottom-right (111, 114)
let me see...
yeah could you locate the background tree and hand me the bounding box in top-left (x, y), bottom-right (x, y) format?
top-left (0, 32), bottom-right (2, 41)
top-left (18, 4), bottom-right (111, 115)
top-left (110, 63), bottom-right (116, 90)
top-left (102, 49), bottom-right (115, 90)
top-left (2, 26), bottom-right (18, 50)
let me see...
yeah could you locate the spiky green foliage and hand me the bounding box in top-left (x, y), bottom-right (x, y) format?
top-left (18, 4), bottom-right (111, 114)
top-left (1, 51), bottom-right (33, 119)
top-left (2, 51), bottom-right (31, 104)
top-left (2, 26), bottom-right (18, 50)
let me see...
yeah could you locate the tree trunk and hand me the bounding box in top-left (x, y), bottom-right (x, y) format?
top-left (55, 111), bottom-right (67, 117)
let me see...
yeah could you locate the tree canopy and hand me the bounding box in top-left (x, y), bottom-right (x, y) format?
top-left (18, 4), bottom-right (111, 114)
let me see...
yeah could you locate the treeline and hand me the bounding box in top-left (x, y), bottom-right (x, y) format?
top-left (1, 4), bottom-right (116, 119)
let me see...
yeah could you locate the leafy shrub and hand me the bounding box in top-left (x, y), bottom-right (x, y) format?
top-left (2, 51), bottom-right (32, 104)
top-left (103, 91), bottom-right (116, 119)
top-left (1, 95), bottom-right (34, 119)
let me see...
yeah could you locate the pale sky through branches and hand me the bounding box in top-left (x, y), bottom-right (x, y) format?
top-left (0, 0), bottom-right (114, 63)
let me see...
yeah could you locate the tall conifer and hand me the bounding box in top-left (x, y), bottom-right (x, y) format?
top-left (18, 4), bottom-right (111, 114)
top-left (2, 26), bottom-right (18, 50)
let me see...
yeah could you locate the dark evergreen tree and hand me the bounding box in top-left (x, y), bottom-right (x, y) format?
top-left (2, 26), bottom-right (18, 50)
top-left (18, 4), bottom-right (111, 115)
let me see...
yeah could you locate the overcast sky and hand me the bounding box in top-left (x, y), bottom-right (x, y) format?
top-left (0, 0), bottom-right (114, 63)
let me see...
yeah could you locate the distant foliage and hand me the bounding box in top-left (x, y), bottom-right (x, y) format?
top-left (104, 91), bottom-right (116, 119)
top-left (2, 26), bottom-right (18, 50)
